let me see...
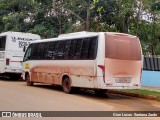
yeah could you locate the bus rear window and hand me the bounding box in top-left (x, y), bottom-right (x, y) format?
top-left (105, 34), bottom-right (141, 60)
top-left (0, 36), bottom-right (6, 51)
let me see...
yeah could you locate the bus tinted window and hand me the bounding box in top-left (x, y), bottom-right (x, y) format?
top-left (28, 36), bottom-right (98, 60)
top-left (46, 42), bottom-right (54, 59)
top-left (57, 41), bottom-right (66, 59)
top-left (81, 38), bottom-right (90, 59)
top-left (105, 34), bottom-right (141, 60)
top-left (39, 43), bottom-right (45, 59)
top-left (31, 43), bottom-right (40, 60)
top-left (52, 41), bottom-right (59, 59)
top-left (68, 40), bottom-right (77, 59)
top-left (0, 36), bottom-right (6, 51)
top-left (74, 39), bottom-right (83, 59)
top-left (43, 42), bottom-right (50, 59)
top-left (64, 40), bottom-right (71, 59)
top-left (88, 37), bottom-right (97, 59)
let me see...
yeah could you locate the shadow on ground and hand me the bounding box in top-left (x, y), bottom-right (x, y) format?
top-left (0, 76), bottom-right (24, 82)
top-left (31, 84), bottom-right (133, 100)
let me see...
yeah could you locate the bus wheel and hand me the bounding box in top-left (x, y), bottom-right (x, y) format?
top-left (26, 74), bottom-right (33, 86)
top-left (62, 77), bottom-right (72, 94)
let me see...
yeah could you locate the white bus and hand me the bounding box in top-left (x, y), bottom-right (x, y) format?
top-left (0, 31), bottom-right (41, 79)
top-left (22, 32), bottom-right (142, 94)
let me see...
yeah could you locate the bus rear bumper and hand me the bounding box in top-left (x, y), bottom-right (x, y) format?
top-left (101, 85), bottom-right (141, 89)
top-left (5, 68), bottom-right (22, 74)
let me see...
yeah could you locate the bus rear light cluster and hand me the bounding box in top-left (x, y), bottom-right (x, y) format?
top-left (98, 65), bottom-right (105, 81)
top-left (6, 58), bottom-right (10, 66)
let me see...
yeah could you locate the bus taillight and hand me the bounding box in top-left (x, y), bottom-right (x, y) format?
top-left (6, 58), bottom-right (10, 66)
top-left (98, 65), bottom-right (105, 80)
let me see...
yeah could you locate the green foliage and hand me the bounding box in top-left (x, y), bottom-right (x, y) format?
top-left (0, 0), bottom-right (159, 54)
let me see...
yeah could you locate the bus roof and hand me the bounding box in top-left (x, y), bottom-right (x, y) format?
top-left (30, 31), bottom-right (137, 44)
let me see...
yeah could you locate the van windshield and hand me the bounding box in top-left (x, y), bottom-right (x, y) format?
top-left (0, 36), bottom-right (6, 51)
top-left (105, 33), bottom-right (141, 60)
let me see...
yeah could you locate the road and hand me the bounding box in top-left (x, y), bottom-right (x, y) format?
top-left (0, 78), bottom-right (160, 120)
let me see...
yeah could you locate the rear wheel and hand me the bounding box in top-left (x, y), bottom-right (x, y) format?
top-left (25, 74), bottom-right (33, 86)
top-left (62, 77), bottom-right (73, 94)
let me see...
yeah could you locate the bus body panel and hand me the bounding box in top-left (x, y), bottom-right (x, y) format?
top-left (24, 60), bottom-right (97, 88)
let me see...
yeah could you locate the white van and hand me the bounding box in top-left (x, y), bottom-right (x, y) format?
top-left (0, 31), bottom-right (41, 79)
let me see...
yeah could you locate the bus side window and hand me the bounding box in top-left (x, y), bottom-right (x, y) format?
top-left (68, 40), bottom-right (77, 59)
top-left (52, 41), bottom-right (59, 59)
top-left (38, 43), bottom-right (45, 59)
top-left (23, 45), bottom-right (32, 62)
top-left (46, 41), bottom-right (54, 60)
top-left (57, 41), bottom-right (66, 59)
top-left (81, 38), bottom-right (90, 59)
top-left (64, 40), bottom-right (71, 59)
top-left (44, 42), bottom-right (50, 59)
top-left (88, 37), bottom-right (98, 59)
top-left (30, 43), bottom-right (39, 60)
top-left (74, 39), bottom-right (83, 59)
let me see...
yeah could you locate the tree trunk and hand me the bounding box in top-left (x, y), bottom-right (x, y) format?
top-left (86, 8), bottom-right (90, 31)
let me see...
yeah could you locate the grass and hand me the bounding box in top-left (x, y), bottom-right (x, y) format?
top-left (116, 89), bottom-right (160, 98)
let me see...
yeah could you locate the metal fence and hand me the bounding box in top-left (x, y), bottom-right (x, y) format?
top-left (143, 55), bottom-right (160, 71)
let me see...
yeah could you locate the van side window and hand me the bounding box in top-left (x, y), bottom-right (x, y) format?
top-left (0, 36), bottom-right (6, 51)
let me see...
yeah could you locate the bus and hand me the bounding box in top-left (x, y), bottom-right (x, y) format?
top-left (0, 31), bottom-right (41, 79)
top-left (22, 31), bottom-right (142, 94)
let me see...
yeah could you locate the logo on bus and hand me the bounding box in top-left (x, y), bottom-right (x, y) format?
top-left (11, 36), bottom-right (33, 48)
top-left (11, 37), bottom-right (16, 42)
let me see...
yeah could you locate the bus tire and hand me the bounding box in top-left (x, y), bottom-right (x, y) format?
top-left (26, 74), bottom-right (33, 86)
top-left (62, 77), bottom-right (72, 94)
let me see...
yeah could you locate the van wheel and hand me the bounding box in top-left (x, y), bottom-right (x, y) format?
top-left (62, 77), bottom-right (72, 94)
top-left (26, 74), bottom-right (33, 86)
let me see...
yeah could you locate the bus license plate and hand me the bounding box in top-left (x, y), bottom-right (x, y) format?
top-left (115, 77), bottom-right (131, 83)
